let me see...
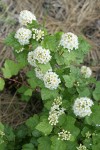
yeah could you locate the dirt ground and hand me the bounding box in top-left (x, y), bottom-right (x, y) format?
top-left (0, 0), bottom-right (100, 127)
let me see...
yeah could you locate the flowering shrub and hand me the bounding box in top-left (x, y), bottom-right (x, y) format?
top-left (0, 10), bottom-right (100, 150)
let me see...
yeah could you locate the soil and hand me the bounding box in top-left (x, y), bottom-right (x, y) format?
top-left (0, 0), bottom-right (100, 127)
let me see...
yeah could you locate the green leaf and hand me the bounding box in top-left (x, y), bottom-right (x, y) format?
top-left (85, 104), bottom-right (100, 125)
top-left (63, 75), bottom-right (75, 88)
top-left (15, 50), bottom-right (28, 68)
top-left (22, 143), bottom-right (34, 150)
top-left (36, 119), bottom-right (53, 135)
top-left (26, 115), bottom-right (39, 131)
top-left (38, 137), bottom-right (51, 150)
top-left (93, 81), bottom-right (100, 101)
top-left (24, 89), bottom-right (33, 96)
top-left (42, 32), bottom-right (62, 52)
top-left (38, 63), bottom-right (51, 73)
top-left (51, 136), bottom-right (67, 150)
top-left (92, 143), bottom-right (100, 150)
top-left (77, 87), bottom-right (90, 97)
top-left (4, 125), bottom-right (15, 142)
top-left (17, 86), bottom-right (31, 102)
top-left (2, 60), bottom-right (20, 78)
top-left (55, 53), bottom-right (65, 65)
top-left (0, 122), bottom-right (4, 133)
top-left (41, 88), bottom-right (59, 100)
top-left (4, 32), bottom-right (21, 49)
top-left (61, 116), bottom-right (80, 139)
top-left (0, 78), bottom-right (5, 91)
top-left (27, 71), bottom-right (44, 89)
top-left (27, 20), bottom-right (40, 29)
top-left (63, 50), bottom-right (76, 65)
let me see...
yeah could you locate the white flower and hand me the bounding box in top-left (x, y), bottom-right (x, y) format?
top-left (15, 27), bottom-right (32, 45)
top-left (59, 32), bottom-right (79, 52)
top-left (32, 28), bottom-right (44, 41)
top-left (73, 97), bottom-right (94, 118)
top-left (15, 48), bottom-right (24, 53)
top-left (48, 111), bottom-right (59, 126)
top-left (48, 97), bottom-right (65, 126)
top-left (81, 66), bottom-right (92, 78)
top-left (34, 68), bottom-right (44, 80)
top-left (19, 10), bottom-right (36, 26)
top-left (53, 96), bottom-right (62, 106)
top-left (85, 131), bottom-right (91, 138)
top-left (77, 144), bottom-right (87, 150)
top-left (27, 51), bottom-right (37, 67)
top-left (33, 46), bottom-right (51, 64)
top-left (58, 129), bottom-right (71, 141)
top-left (43, 71), bottom-right (61, 90)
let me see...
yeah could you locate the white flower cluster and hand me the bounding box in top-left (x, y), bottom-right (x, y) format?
top-left (48, 97), bottom-right (65, 125)
top-left (32, 28), bottom-right (44, 41)
top-left (73, 97), bottom-right (94, 118)
top-left (27, 51), bottom-right (37, 67)
top-left (15, 48), bottom-right (24, 53)
top-left (33, 46), bottom-right (51, 64)
top-left (43, 71), bottom-right (61, 90)
top-left (15, 27), bottom-right (32, 45)
top-left (27, 46), bottom-right (51, 66)
top-left (59, 32), bottom-right (79, 52)
top-left (58, 129), bottom-right (71, 141)
top-left (34, 67), bottom-right (44, 80)
top-left (77, 144), bottom-right (87, 150)
top-left (19, 10), bottom-right (36, 26)
top-left (81, 66), bottom-right (92, 78)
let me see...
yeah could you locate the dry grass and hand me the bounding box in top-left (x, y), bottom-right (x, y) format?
top-left (0, 0), bottom-right (100, 127)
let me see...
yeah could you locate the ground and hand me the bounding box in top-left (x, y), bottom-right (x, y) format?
top-left (0, 0), bottom-right (100, 127)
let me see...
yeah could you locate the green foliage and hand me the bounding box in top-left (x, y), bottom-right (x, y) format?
top-left (51, 136), bottom-right (67, 150)
top-left (85, 104), bottom-right (100, 125)
top-left (22, 143), bottom-right (35, 150)
top-left (41, 88), bottom-right (59, 100)
top-left (36, 119), bottom-right (53, 135)
top-left (26, 115), bottom-right (39, 131)
top-left (2, 60), bottom-right (21, 78)
top-left (1, 11), bottom-right (100, 150)
top-left (0, 78), bottom-right (5, 91)
top-left (93, 81), bottom-right (100, 101)
top-left (4, 32), bottom-right (21, 49)
top-left (38, 137), bottom-right (51, 150)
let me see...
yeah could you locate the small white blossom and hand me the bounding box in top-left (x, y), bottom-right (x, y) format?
top-left (34, 67), bottom-right (44, 80)
top-left (48, 97), bottom-right (65, 126)
top-left (53, 96), bottom-right (62, 106)
top-left (15, 48), bottom-right (24, 53)
top-left (58, 129), bottom-right (71, 141)
top-left (96, 124), bottom-right (100, 127)
top-left (86, 131), bottom-right (91, 138)
top-left (48, 111), bottom-right (59, 126)
top-left (73, 97), bottom-right (94, 118)
top-left (32, 28), bottom-right (44, 41)
top-left (43, 71), bottom-right (61, 90)
top-left (59, 32), bottom-right (79, 52)
top-left (81, 66), bottom-right (92, 78)
top-left (33, 46), bottom-right (51, 64)
top-left (77, 144), bottom-right (87, 150)
top-left (19, 10), bottom-right (36, 26)
top-left (15, 27), bottom-right (32, 45)
top-left (27, 51), bottom-right (37, 67)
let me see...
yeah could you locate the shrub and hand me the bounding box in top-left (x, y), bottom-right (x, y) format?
top-left (0, 10), bottom-right (100, 150)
